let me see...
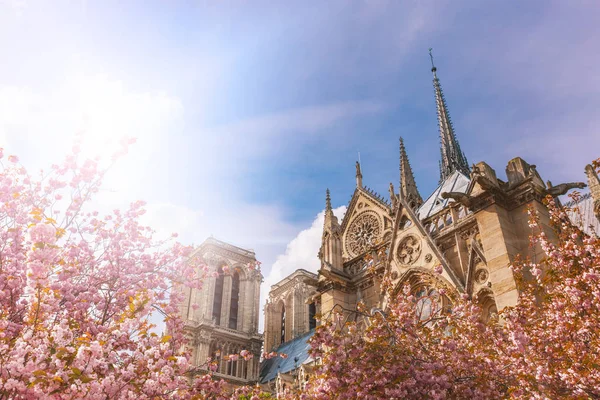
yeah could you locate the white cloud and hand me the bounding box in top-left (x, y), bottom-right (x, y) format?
top-left (259, 205), bottom-right (346, 331)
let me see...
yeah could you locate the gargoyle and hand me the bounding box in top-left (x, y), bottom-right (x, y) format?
top-left (441, 191), bottom-right (473, 207)
top-left (545, 181), bottom-right (587, 197)
top-left (474, 174), bottom-right (500, 192)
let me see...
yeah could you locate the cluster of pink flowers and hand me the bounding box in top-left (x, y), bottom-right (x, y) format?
top-left (262, 351), bottom-right (287, 360)
top-left (0, 142), bottom-right (232, 399)
top-left (240, 349), bottom-right (253, 360)
top-left (247, 260), bottom-right (261, 272)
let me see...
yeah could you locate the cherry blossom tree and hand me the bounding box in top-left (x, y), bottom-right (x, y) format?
top-left (303, 287), bottom-right (508, 399)
top-left (303, 161), bottom-right (600, 399)
top-left (502, 191), bottom-right (600, 398)
top-left (0, 138), bottom-right (236, 399)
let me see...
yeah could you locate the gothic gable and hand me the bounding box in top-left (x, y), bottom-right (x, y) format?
top-left (383, 197), bottom-right (465, 309)
top-left (340, 188), bottom-right (393, 260)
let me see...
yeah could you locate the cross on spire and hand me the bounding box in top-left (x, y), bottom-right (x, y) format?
top-left (429, 49), bottom-right (470, 182)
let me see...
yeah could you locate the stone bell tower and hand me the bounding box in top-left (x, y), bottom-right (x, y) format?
top-left (181, 237), bottom-right (263, 387)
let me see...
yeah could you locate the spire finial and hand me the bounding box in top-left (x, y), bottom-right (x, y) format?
top-left (430, 53), bottom-right (470, 182)
top-left (429, 47), bottom-right (436, 71)
top-left (325, 188), bottom-right (332, 212)
top-left (355, 161), bottom-right (363, 188)
top-left (399, 137), bottom-right (423, 208)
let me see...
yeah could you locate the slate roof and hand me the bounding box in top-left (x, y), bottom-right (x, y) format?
top-left (564, 193), bottom-right (600, 236)
top-left (259, 329), bottom-right (315, 384)
top-left (417, 170), bottom-right (471, 220)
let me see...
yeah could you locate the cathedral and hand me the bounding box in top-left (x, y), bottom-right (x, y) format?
top-left (178, 56), bottom-right (600, 394)
top-left (258, 57), bottom-right (600, 394)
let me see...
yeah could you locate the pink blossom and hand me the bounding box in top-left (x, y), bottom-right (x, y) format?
top-left (29, 223), bottom-right (57, 244)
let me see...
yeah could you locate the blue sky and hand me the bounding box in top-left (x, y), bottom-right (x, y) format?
top-left (1, 0), bottom-right (599, 326)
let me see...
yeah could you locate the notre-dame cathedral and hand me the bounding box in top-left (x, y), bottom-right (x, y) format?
top-left (179, 57), bottom-right (600, 394)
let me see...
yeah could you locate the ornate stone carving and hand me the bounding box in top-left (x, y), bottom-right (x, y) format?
top-left (391, 271), bottom-right (399, 280)
top-left (396, 235), bottom-right (422, 265)
top-left (201, 251), bottom-right (222, 263)
top-left (201, 245), bottom-right (255, 265)
top-left (424, 253), bottom-right (432, 263)
top-left (345, 211), bottom-right (381, 257)
top-left (474, 268), bottom-right (489, 284)
top-left (459, 223), bottom-right (479, 241)
top-left (345, 259), bottom-right (368, 275)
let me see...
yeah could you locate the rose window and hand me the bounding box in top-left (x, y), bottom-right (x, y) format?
top-left (346, 212), bottom-right (381, 257)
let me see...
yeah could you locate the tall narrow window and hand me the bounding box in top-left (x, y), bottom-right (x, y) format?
top-left (227, 354), bottom-right (237, 376)
top-left (308, 302), bottom-right (317, 330)
top-left (229, 272), bottom-right (240, 329)
top-left (280, 303), bottom-right (286, 344)
top-left (212, 267), bottom-right (225, 326)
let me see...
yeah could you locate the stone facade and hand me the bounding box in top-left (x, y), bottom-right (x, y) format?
top-left (263, 269), bottom-right (319, 352)
top-left (180, 237), bottom-right (263, 387)
top-left (259, 55), bottom-right (600, 393)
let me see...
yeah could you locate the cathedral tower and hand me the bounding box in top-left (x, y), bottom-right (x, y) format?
top-left (181, 238), bottom-right (263, 386)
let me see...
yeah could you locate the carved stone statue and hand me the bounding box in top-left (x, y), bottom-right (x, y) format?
top-left (441, 191), bottom-right (473, 207)
top-left (388, 182), bottom-right (398, 210)
top-left (470, 163), bottom-right (482, 180)
top-left (545, 181), bottom-right (587, 197)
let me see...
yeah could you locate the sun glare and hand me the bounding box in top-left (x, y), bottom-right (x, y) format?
top-left (73, 75), bottom-right (137, 160)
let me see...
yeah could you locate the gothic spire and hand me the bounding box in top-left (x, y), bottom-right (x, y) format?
top-left (323, 188), bottom-right (340, 233)
top-left (429, 48), bottom-right (470, 182)
top-left (399, 137), bottom-right (423, 208)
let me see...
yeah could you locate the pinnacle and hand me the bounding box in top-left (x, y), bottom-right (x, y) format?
top-left (326, 188), bottom-right (332, 212)
top-left (399, 137), bottom-right (423, 208)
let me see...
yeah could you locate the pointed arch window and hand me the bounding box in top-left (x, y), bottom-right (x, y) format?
top-left (229, 271), bottom-right (240, 329)
top-left (280, 303), bottom-right (286, 344)
top-left (414, 286), bottom-right (451, 324)
top-left (308, 302), bottom-right (317, 330)
top-left (212, 267), bottom-right (225, 326)
top-left (476, 289), bottom-right (498, 324)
